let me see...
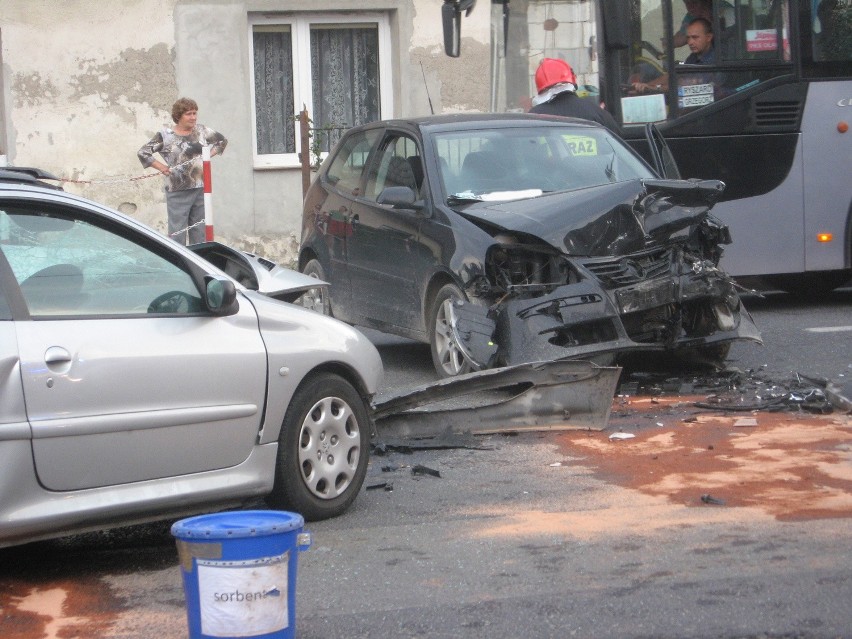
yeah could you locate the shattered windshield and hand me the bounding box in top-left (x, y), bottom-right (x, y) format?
top-left (433, 125), bottom-right (654, 202)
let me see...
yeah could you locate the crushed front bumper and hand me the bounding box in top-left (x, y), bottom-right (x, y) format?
top-left (453, 272), bottom-right (762, 369)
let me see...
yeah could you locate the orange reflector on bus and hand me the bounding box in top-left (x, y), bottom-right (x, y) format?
top-left (817, 233), bottom-right (833, 243)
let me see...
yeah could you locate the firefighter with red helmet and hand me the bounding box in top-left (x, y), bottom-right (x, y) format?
top-left (529, 58), bottom-right (622, 136)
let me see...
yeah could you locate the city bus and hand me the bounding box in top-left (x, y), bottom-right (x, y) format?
top-left (445, 0), bottom-right (852, 295)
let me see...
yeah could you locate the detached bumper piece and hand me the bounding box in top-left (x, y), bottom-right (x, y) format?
top-left (373, 359), bottom-right (621, 438)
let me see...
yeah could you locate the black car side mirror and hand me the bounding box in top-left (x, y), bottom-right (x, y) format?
top-left (377, 186), bottom-right (425, 211)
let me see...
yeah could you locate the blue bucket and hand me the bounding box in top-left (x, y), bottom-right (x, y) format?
top-left (171, 510), bottom-right (311, 639)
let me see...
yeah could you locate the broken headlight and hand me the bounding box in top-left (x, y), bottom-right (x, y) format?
top-left (486, 236), bottom-right (575, 296)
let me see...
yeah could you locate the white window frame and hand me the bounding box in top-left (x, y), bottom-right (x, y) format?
top-left (248, 12), bottom-right (393, 170)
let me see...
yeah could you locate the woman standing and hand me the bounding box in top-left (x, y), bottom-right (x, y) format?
top-left (138, 98), bottom-right (227, 245)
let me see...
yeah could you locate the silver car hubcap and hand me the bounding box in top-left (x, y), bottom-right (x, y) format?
top-left (434, 297), bottom-right (465, 376)
top-left (298, 396), bottom-right (361, 499)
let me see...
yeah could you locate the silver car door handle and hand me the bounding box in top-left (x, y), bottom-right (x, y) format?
top-left (44, 346), bottom-right (72, 365)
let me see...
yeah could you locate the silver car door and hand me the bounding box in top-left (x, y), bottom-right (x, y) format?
top-left (1, 205), bottom-right (267, 491)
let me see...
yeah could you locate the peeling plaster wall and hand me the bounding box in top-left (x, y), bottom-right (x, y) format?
top-left (0, 0), bottom-right (494, 265)
top-left (410, 0), bottom-right (491, 114)
top-left (1, 0), bottom-right (178, 235)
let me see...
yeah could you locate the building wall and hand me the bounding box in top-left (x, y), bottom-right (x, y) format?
top-left (0, 0), bottom-right (491, 265)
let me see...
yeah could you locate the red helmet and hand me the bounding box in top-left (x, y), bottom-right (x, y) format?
top-left (535, 58), bottom-right (577, 93)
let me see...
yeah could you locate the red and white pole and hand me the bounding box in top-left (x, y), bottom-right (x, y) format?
top-left (202, 145), bottom-right (214, 241)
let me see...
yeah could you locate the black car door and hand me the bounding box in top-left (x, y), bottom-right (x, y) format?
top-left (346, 131), bottom-right (430, 333)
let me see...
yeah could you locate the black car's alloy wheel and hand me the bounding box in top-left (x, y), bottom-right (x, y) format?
top-left (429, 283), bottom-right (472, 378)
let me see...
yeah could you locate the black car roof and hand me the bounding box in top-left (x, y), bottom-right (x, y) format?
top-left (355, 112), bottom-right (603, 135)
top-left (0, 166), bottom-right (63, 190)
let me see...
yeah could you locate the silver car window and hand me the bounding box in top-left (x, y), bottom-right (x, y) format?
top-left (0, 207), bottom-right (202, 317)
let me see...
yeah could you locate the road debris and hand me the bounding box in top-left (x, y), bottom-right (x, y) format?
top-left (733, 417), bottom-right (758, 427)
top-left (609, 432), bottom-right (636, 441)
top-left (617, 367), bottom-right (850, 415)
top-left (373, 360), bottom-right (620, 438)
top-left (411, 465), bottom-right (442, 478)
top-left (366, 481), bottom-right (394, 492)
top-left (372, 430), bottom-right (492, 455)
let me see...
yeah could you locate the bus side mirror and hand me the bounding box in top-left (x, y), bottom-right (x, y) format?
top-left (443, 0), bottom-right (477, 57)
top-left (601, 0), bottom-right (630, 50)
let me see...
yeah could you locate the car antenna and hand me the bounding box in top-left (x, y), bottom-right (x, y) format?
top-left (420, 61), bottom-right (435, 115)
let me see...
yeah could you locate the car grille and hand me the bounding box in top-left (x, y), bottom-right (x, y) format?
top-left (581, 247), bottom-right (673, 288)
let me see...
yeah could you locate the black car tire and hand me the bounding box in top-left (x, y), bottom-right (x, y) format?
top-left (269, 372), bottom-right (369, 521)
top-left (300, 258), bottom-right (331, 315)
top-left (429, 283), bottom-right (472, 378)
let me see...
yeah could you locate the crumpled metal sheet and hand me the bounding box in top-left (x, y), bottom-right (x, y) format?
top-left (372, 359), bottom-right (621, 438)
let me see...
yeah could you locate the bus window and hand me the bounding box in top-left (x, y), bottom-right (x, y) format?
top-left (618, 0), bottom-right (795, 122)
top-left (804, 0), bottom-right (852, 73)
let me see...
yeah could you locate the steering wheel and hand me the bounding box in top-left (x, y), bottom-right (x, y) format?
top-left (147, 290), bottom-right (196, 314)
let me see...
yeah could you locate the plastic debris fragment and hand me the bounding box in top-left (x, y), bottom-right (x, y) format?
top-left (411, 464), bottom-right (441, 478)
top-left (609, 432), bottom-right (636, 441)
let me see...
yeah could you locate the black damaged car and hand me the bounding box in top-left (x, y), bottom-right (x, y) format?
top-left (299, 113), bottom-right (761, 378)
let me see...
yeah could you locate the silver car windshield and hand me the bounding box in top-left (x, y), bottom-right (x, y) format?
top-left (433, 125), bottom-right (654, 201)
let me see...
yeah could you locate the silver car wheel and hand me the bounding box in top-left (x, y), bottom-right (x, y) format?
top-left (297, 396), bottom-right (361, 500)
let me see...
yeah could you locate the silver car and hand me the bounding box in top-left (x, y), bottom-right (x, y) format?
top-left (0, 169), bottom-right (383, 548)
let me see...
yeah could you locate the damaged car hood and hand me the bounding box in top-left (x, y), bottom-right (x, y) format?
top-left (453, 178), bottom-right (725, 257)
top-left (189, 241), bottom-right (326, 303)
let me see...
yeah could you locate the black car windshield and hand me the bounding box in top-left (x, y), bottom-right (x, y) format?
top-left (433, 125), bottom-right (654, 202)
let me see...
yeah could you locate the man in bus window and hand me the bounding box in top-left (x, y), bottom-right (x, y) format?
top-left (633, 19), bottom-right (716, 93)
top-left (684, 18), bottom-right (716, 64)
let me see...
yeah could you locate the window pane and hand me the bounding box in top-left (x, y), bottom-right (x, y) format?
top-left (310, 25), bottom-right (380, 148)
top-left (813, 1), bottom-right (852, 63)
top-left (254, 27), bottom-right (295, 154)
top-left (364, 136), bottom-right (422, 200)
top-left (0, 209), bottom-right (201, 316)
top-left (717, 0), bottom-right (790, 62)
top-left (325, 129), bottom-right (380, 195)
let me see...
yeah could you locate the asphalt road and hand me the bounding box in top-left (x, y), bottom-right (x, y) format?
top-left (1, 284), bottom-right (851, 639)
